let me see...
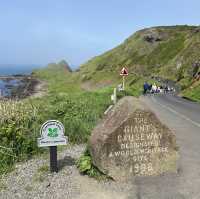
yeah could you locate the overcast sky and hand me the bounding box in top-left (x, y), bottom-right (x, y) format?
top-left (0, 0), bottom-right (199, 67)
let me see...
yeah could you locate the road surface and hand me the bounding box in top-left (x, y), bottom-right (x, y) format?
top-left (132, 94), bottom-right (200, 199)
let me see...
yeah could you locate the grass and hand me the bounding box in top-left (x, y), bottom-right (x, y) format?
top-left (0, 65), bottom-right (115, 175)
top-left (144, 33), bottom-right (185, 66)
top-left (182, 82), bottom-right (200, 102)
top-left (0, 99), bottom-right (40, 174)
top-left (0, 87), bottom-right (114, 174)
top-left (33, 65), bottom-right (82, 93)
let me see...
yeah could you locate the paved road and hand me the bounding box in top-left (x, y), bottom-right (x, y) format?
top-left (130, 94), bottom-right (200, 199)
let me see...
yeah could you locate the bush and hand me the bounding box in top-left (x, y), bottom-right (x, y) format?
top-left (76, 148), bottom-right (109, 180)
top-left (0, 100), bottom-right (41, 174)
top-left (0, 89), bottom-right (112, 175)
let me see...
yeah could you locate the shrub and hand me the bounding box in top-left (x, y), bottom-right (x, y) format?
top-left (0, 100), bottom-right (40, 174)
top-left (76, 148), bottom-right (109, 180)
top-left (0, 88), bottom-right (112, 175)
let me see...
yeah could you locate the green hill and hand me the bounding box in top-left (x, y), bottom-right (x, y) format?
top-left (80, 25), bottom-right (200, 94)
top-left (33, 25), bottom-right (200, 100)
top-left (34, 60), bottom-right (72, 77)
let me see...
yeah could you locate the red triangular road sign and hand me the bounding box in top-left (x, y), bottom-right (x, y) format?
top-left (120, 67), bottom-right (128, 76)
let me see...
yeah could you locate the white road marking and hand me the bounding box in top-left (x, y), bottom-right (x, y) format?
top-left (151, 96), bottom-right (200, 128)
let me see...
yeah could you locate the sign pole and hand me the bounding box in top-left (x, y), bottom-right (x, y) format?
top-left (50, 146), bottom-right (58, 172)
top-left (122, 76), bottom-right (125, 91)
top-left (120, 67), bottom-right (128, 91)
top-left (113, 88), bottom-right (117, 104)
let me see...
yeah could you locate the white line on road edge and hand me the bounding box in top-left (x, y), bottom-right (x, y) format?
top-left (151, 97), bottom-right (200, 128)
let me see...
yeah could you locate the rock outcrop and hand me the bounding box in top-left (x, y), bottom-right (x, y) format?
top-left (89, 97), bottom-right (178, 181)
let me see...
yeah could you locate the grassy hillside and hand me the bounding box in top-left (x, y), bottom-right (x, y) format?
top-left (33, 61), bottom-right (81, 93)
top-left (80, 25), bottom-right (200, 100)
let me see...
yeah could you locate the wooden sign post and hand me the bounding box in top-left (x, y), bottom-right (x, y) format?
top-left (111, 88), bottom-right (117, 104)
top-left (50, 146), bottom-right (58, 172)
top-left (38, 120), bottom-right (68, 173)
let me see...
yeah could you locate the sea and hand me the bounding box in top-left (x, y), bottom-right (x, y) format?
top-left (0, 64), bottom-right (40, 75)
top-left (0, 65), bottom-right (41, 97)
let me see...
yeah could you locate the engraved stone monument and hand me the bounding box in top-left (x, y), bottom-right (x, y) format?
top-left (89, 97), bottom-right (178, 181)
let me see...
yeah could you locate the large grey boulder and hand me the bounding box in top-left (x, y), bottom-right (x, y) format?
top-left (89, 97), bottom-right (178, 181)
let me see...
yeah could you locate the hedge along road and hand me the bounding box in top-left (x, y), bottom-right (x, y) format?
top-left (137, 94), bottom-right (200, 199)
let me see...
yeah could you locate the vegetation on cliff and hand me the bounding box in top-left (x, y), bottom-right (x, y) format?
top-left (80, 25), bottom-right (200, 100)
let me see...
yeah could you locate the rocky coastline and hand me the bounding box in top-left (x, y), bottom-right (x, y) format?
top-left (0, 75), bottom-right (46, 99)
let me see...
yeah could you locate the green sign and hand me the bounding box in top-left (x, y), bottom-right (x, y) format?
top-left (38, 120), bottom-right (68, 147)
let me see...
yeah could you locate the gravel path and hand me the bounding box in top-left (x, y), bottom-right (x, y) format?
top-left (0, 145), bottom-right (136, 199)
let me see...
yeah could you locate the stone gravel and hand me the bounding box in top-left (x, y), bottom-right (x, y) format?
top-left (0, 144), bottom-right (136, 199)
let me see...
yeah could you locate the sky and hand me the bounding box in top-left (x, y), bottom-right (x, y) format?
top-left (0, 0), bottom-right (200, 67)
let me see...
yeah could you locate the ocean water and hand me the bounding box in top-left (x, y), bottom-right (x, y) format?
top-left (0, 79), bottom-right (23, 97)
top-left (0, 64), bottom-right (77, 75)
top-left (0, 65), bottom-right (40, 75)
